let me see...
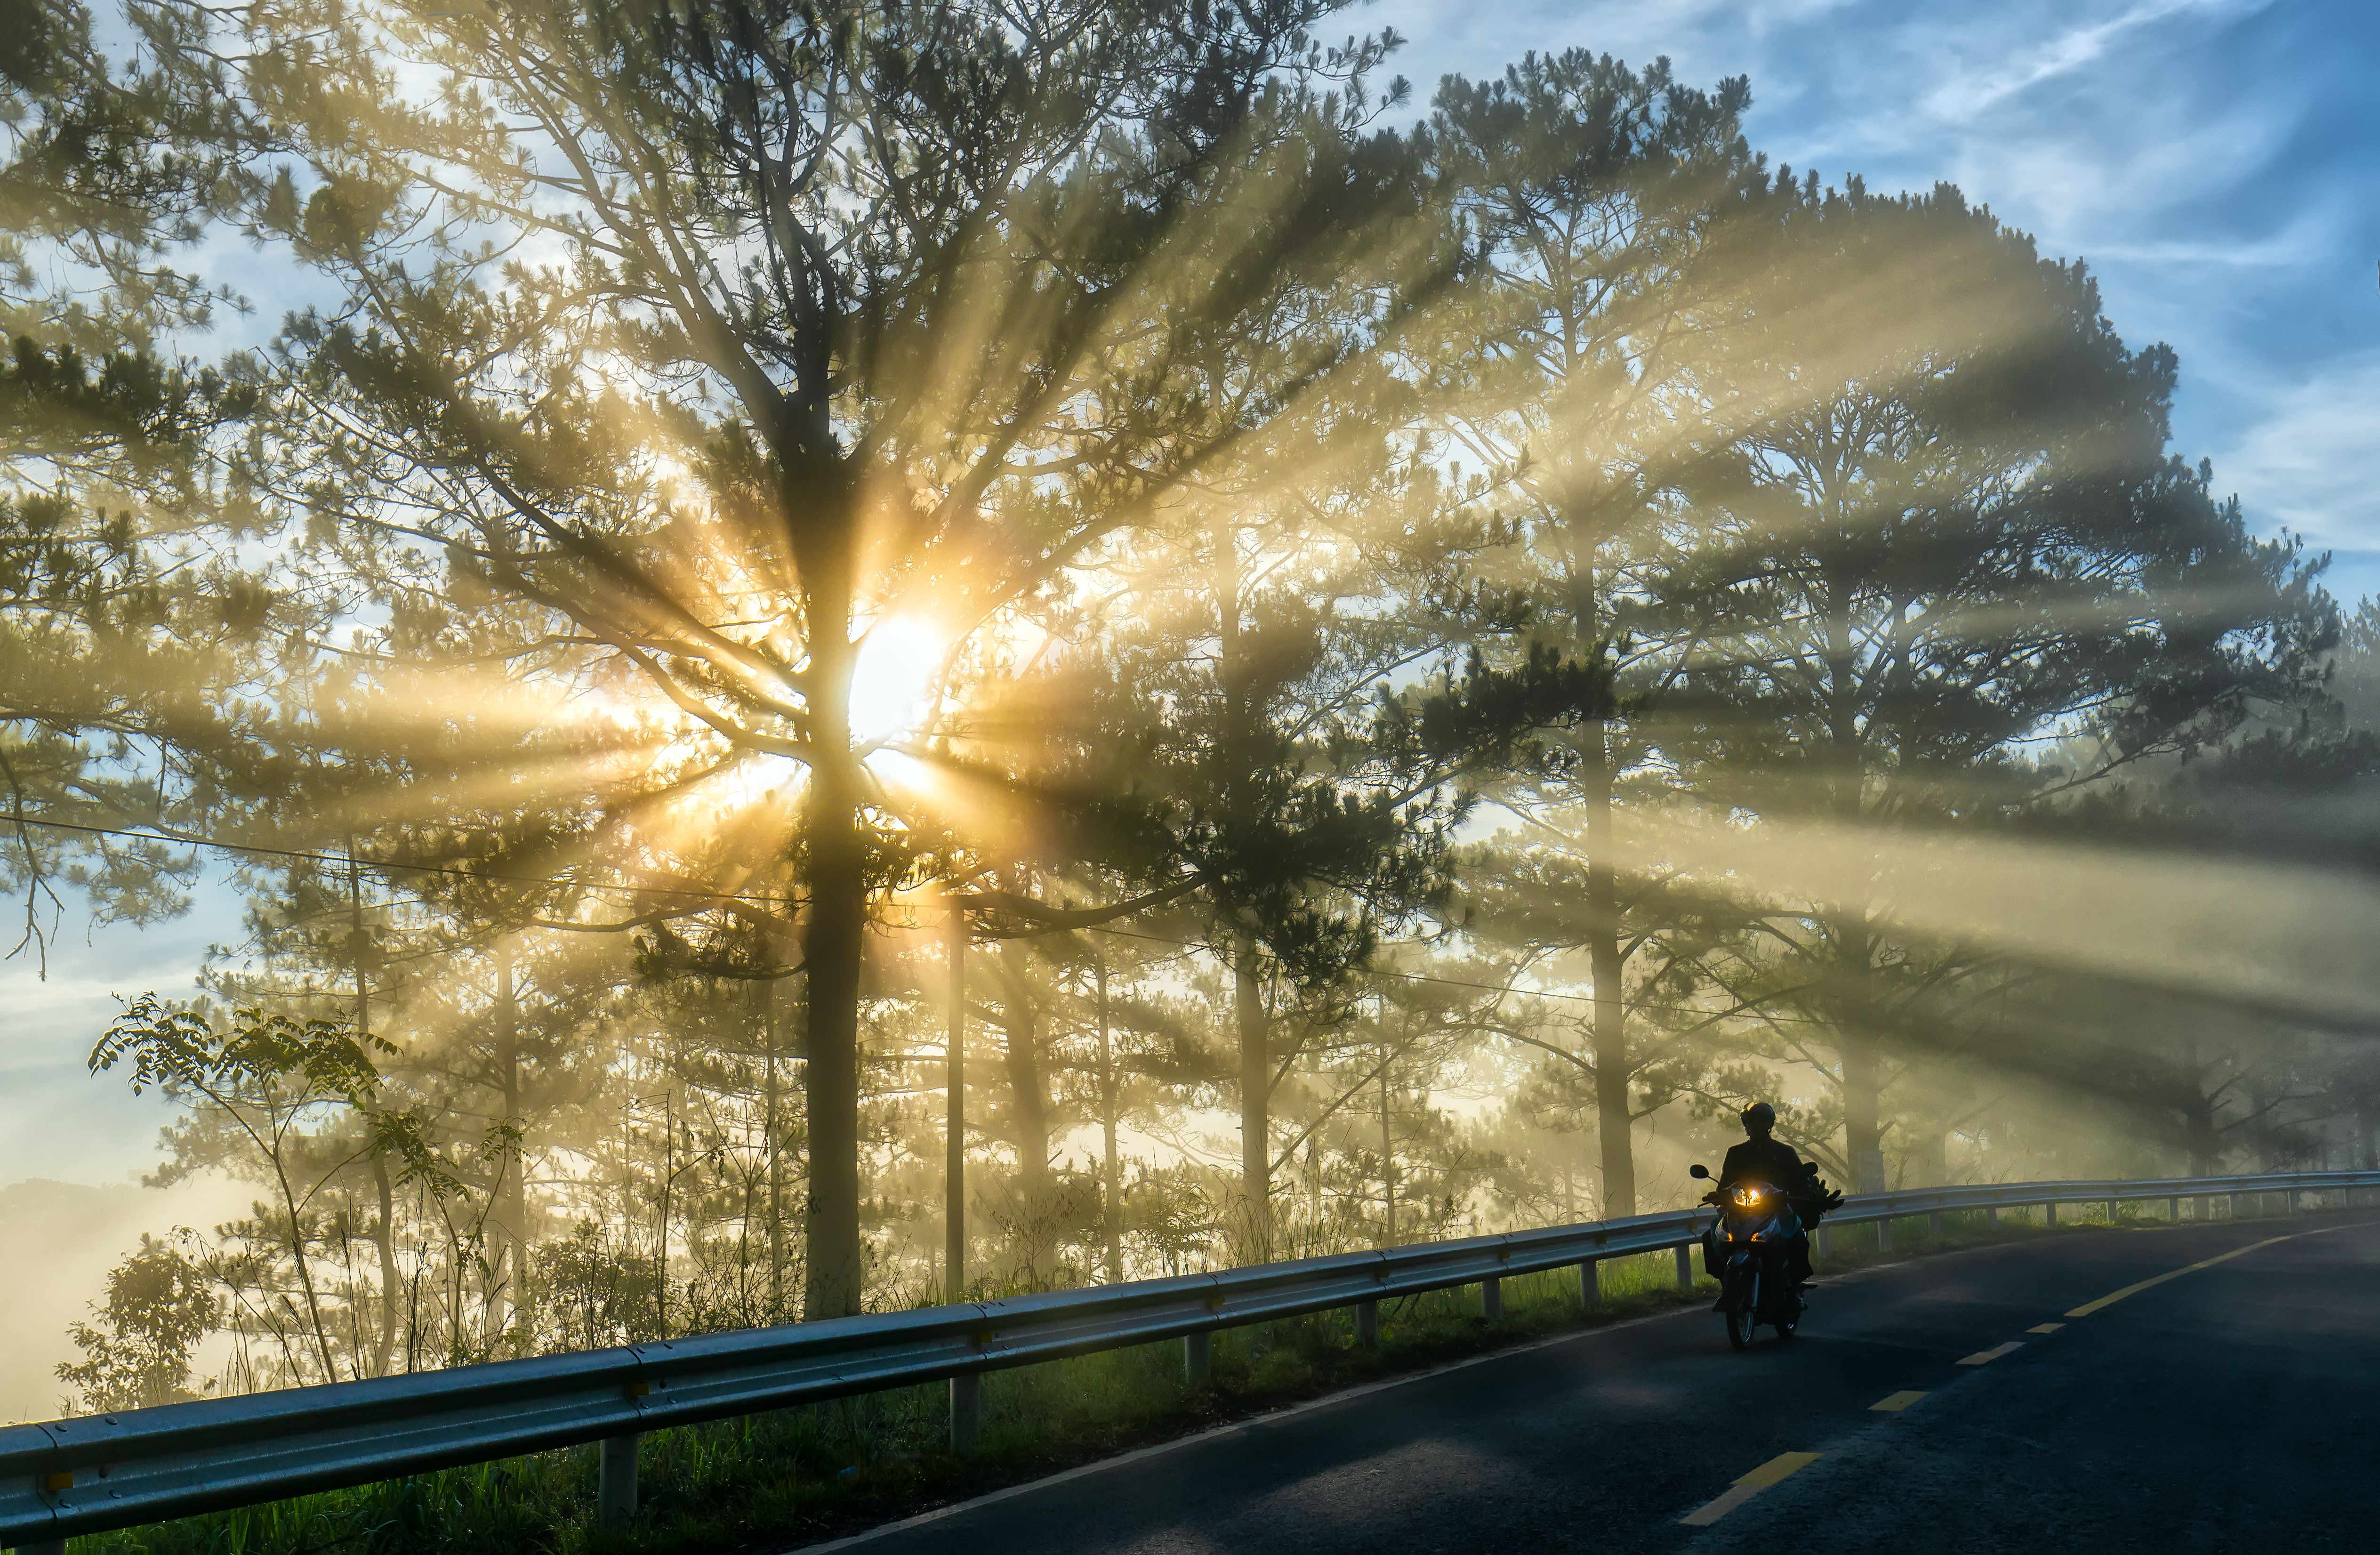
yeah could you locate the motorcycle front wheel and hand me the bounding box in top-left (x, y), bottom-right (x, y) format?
top-left (1773, 1281), bottom-right (1805, 1339)
top-left (1725, 1292), bottom-right (1758, 1350)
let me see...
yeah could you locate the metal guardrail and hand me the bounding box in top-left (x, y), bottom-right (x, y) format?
top-left (3, 1168), bottom-right (2373, 1549)
top-left (1819, 1168), bottom-right (2380, 1233)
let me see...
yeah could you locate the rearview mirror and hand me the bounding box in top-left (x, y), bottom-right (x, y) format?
top-left (1689, 1164), bottom-right (1710, 1179)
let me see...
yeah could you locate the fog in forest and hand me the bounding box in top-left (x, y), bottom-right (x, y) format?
top-left (4, 0), bottom-right (2375, 1430)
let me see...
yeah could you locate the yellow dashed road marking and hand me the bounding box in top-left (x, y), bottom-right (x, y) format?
top-left (2027, 1322), bottom-right (2065, 1334)
top-left (1957, 1341), bottom-right (2025, 1366)
top-left (2064, 1234), bottom-right (2296, 1318)
top-left (1869, 1390), bottom-right (1928, 1412)
top-left (1680, 1451), bottom-right (1822, 1527)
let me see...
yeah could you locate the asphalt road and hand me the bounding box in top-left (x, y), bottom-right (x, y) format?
top-left (812, 1211), bottom-right (2380, 1554)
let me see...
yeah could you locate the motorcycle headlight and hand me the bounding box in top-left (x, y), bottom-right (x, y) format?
top-left (1732, 1184), bottom-right (1765, 1208)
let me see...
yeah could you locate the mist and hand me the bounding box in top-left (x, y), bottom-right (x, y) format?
top-left (2, 0), bottom-right (2373, 1499)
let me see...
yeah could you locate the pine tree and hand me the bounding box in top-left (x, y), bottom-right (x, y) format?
top-left (234, 0), bottom-right (1441, 1313)
top-left (1412, 51), bottom-right (1757, 1215)
top-left (1659, 175), bottom-right (2335, 1189)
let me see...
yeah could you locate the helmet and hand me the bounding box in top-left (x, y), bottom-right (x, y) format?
top-left (1740, 1102), bottom-right (1777, 1134)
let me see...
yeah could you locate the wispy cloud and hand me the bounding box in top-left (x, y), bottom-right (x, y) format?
top-left (1923, 0), bottom-right (2265, 121)
top-left (2082, 214), bottom-right (2339, 271)
top-left (2209, 350), bottom-right (2380, 553)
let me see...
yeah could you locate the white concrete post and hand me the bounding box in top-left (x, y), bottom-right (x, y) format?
top-left (598, 1434), bottom-right (639, 1526)
top-left (949, 1373), bottom-right (981, 1455)
top-left (1183, 1329), bottom-right (1212, 1389)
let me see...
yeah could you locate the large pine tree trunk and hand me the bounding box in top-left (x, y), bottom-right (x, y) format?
top-left (1835, 912), bottom-right (1883, 1191)
top-left (2247, 1078), bottom-right (2277, 1171)
top-left (1001, 977), bottom-right (1055, 1281)
top-left (1236, 939), bottom-right (1271, 1256)
top-left (1215, 517), bottom-right (1271, 1257)
top-left (491, 938), bottom-right (524, 1338)
top-left (1568, 556), bottom-right (1635, 1219)
top-left (2178, 1036), bottom-right (2219, 1176)
top-left (1823, 592), bottom-right (1885, 1192)
top-left (764, 977), bottom-right (786, 1316)
top-left (1001, 956), bottom-right (1051, 1200)
top-left (372, 1158), bottom-right (399, 1374)
top-left (1097, 958), bottom-right (1121, 1283)
top-left (1584, 718), bottom-right (1635, 1218)
top-left (802, 590), bottom-right (867, 1319)
top-left (349, 848), bottom-right (401, 1374)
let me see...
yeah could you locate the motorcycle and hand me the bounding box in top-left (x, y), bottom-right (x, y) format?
top-left (1688, 1162), bottom-right (1809, 1350)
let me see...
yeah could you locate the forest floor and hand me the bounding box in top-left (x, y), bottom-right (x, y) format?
top-left (80, 1206), bottom-right (2193, 1555)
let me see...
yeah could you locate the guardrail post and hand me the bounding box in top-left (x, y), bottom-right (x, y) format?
top-left (2287, 1188), bottom-right (2299, 1217)
top-left (1813, 1224), bottom-right (1831, 1261)
top-left (1481, 1276), bottom-right (1504, 1321)
top-left (1986, 1204), bottom-right (1999, 1229)
top-left (1876, 1217), bottom-right (1893, 1253)
top-left (1928, 1211), bottom-right (1943, 1239)
top-left (1674, 1244), bottom-right (1694, 1290)
top-left (2044, 1200), bottom-right (2057, 1227)
top-left (598, 1433), bottom-right (639, 1525)
top-left (1183, 1329), bottom-right (1212, 1389)
top-left (1579, 1259), bottom-right (1600, 1307)
top-left (1355, 1298), bottom-right (1380, 1348)
top-left (2167, 1196), bottom-right (2179, 1222)
top-left (949, 1372), bottom-right (981, 1455)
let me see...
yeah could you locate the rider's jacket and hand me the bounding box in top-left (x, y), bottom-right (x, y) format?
top-left (1713, 1132), bottom-right (1817, 1283)
top-left (1719, 1135), bottom-right (1809, 1192)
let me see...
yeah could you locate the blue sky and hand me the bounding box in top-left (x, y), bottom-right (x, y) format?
top-left (5, 0), bottom-right (2374, 1189)
top-left (1377, 0), bottom-right (2380, 599)
top-left (0, 889), bottom-right (223, 1183)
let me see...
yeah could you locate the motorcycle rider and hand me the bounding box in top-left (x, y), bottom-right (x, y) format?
top-left (1717, 1103), bottom-right (1816, 1285)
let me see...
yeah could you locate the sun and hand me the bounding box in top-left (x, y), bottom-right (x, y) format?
top-left (848, 616), bottom-right (946, 744)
